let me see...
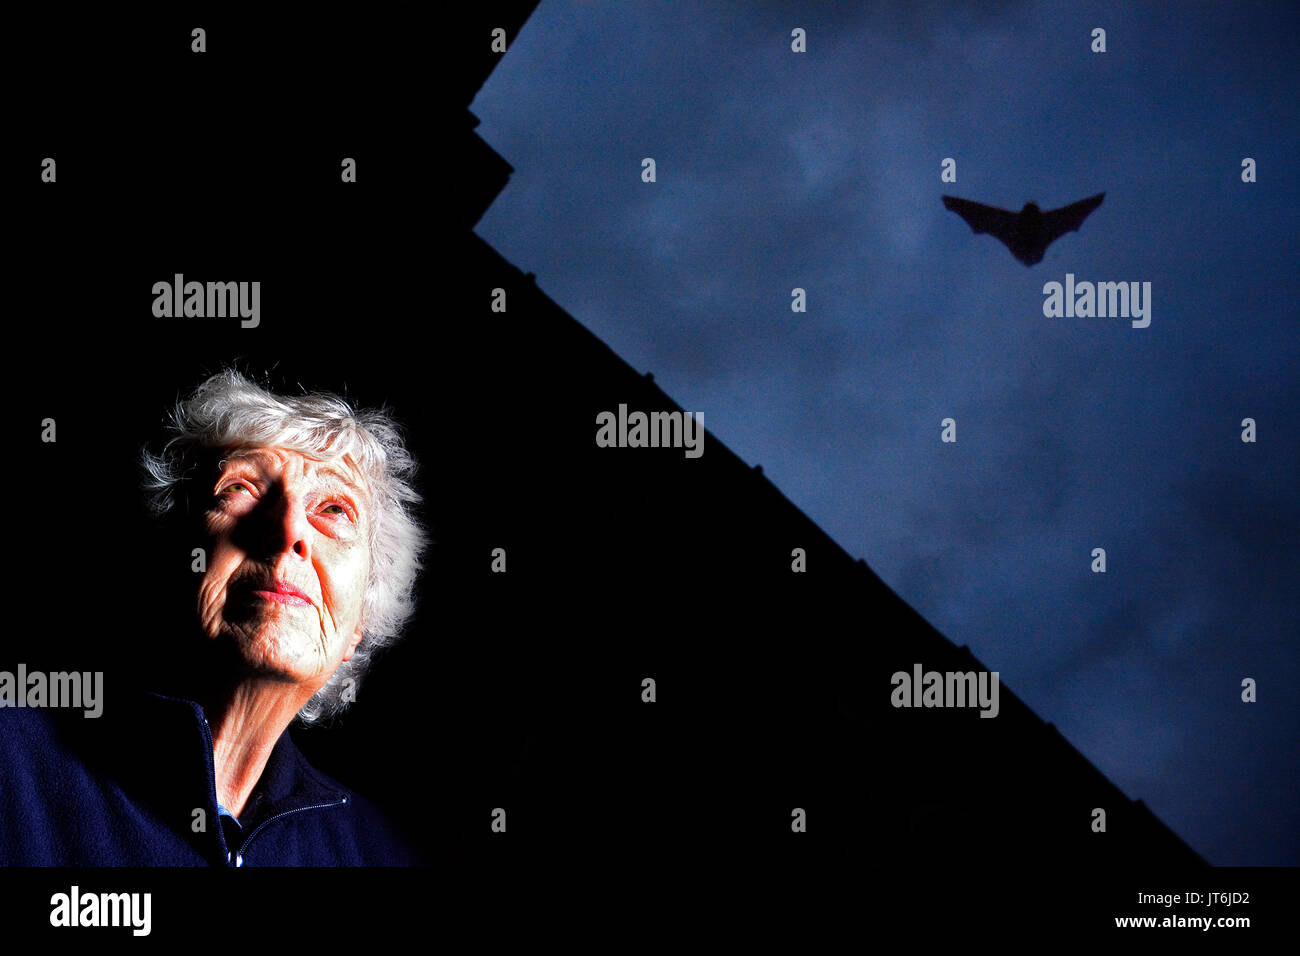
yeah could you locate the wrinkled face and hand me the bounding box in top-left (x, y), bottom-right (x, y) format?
top-left (197, 445), bottom-right (372, 689)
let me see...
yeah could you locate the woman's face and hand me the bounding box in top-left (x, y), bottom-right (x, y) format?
top-left (196, 445), bottom-right (372, 689)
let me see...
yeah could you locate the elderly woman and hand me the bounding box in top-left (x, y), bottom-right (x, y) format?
top-left (0, 369), bottom-right (428, 866)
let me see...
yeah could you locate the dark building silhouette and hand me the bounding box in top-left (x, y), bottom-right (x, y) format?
top-left (402, 0), bottom-right (1205, 880)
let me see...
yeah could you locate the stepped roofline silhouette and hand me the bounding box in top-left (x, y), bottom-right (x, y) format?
top-left (446, 1), bottom-right (1204, 871)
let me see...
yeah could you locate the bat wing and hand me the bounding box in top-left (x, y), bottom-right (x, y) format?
top-left (1042, 192), bottom-right (1104, 245)
top-left (941, 195), bottom-right (1019, 244)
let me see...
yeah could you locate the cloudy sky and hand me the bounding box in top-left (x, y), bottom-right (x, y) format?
top-left (472, 1), bottom-right (1298, 865)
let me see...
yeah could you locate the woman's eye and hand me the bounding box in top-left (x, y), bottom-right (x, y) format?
top-left (320, 504), bottom-right (348, 517)
top-left (220, 482), bottom-right (252, 496)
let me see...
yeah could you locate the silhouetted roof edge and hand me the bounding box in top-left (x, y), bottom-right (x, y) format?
top-left (469, 235), bottom-right (1207, 868)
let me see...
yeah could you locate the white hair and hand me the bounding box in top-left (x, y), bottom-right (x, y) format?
top-left (140, 368), bottom-right (428, 725)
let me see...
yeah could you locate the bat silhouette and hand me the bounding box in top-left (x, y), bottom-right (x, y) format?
top-left (942, 192), bottom-right (1105, 266)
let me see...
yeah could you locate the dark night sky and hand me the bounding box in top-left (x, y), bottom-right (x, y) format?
top-left (471, 1), bottom-right (1298, 865)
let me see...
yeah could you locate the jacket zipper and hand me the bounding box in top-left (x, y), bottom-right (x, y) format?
top-left (230, 797), bottom-right (350, 867)
top-left (197, 711), bottom-right (348, 867)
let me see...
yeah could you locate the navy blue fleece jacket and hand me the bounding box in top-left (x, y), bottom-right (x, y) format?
top-left (0, 689), bottom-right (421, 866)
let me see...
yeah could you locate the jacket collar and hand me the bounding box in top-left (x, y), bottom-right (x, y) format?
top-left (133, 687), bottom-right (348, 828)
